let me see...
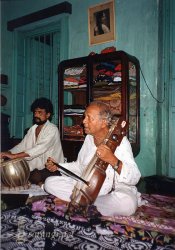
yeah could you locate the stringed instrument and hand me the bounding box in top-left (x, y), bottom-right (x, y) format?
top-left (67, 116), bottom-right (128, 216)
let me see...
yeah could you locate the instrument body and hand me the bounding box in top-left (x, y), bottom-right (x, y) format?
top-left (0, 158), bottom-right (30, 188)
top-left (68, 117), bottom-right (127, 215)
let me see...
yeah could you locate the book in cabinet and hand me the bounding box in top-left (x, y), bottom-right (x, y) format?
top-left (58, 51), bottom-right (140, 161)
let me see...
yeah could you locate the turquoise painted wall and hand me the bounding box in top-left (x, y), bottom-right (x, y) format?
top-left (1, 0), bottom-right (163, 177)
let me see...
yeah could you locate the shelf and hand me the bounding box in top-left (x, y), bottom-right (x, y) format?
top-left (64, 105), bottom-right (86, 109)
top-left (64, 113), bottom-right (84, 116)
top-left (63, 136), bottom-right (85, 141)
top-left (64, 87), bottom-right (87, 91)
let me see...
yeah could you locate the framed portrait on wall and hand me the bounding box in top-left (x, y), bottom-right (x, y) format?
top-left (88, 0), bottom-right (115, 46)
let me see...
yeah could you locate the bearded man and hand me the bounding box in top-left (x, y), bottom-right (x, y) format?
top-left (0, 97), bottom-right (64, 185)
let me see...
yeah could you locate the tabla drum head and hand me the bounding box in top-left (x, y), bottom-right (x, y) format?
top-left (0, 158), bottom-right (30, 188)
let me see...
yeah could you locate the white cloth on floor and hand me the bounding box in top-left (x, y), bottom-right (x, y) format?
top-left (1, 184), bottom-right (47, 197)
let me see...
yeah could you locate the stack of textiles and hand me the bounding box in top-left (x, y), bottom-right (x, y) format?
top-left (64, 65), bottom-right (87, 89)
top-left (64, 125), bottom-right (84, 137)
top-left (93, 61), bottom-right (122, 115)
top-left (64, 108), bottom-right (85, 116)
top-left (93, 62), bottom-right (122, 87)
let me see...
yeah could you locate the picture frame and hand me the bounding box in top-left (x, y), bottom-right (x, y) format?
top-left (88, 0), bottom-right (115, 46)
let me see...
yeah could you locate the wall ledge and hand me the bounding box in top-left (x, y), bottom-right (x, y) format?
top-left (7, 1), bottom-right (72, 31)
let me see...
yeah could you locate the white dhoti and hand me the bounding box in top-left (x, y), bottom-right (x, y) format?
top-left (94, 188), bottom-right (138, 216)
top-left (44, 175), bottom-right (138, 217)
top-left (44, 135), bottom-right (142, 217)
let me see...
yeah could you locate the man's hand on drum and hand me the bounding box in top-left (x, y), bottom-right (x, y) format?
top-left (0, 152), bottom-right (14, 160)
top-left (45, 157), bottom-right (58, 172)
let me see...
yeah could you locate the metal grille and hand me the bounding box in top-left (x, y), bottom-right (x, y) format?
top-left (24, 30), bottom-right (60, 123)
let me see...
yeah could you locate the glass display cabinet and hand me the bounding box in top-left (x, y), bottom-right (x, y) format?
top-left (58, 51), bottom-right (140, 161)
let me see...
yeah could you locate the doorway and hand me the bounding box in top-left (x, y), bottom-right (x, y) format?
top-left (11, 18), bottom-right (68, 138)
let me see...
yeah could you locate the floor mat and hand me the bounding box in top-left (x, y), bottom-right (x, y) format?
top-left (102, 194), bottom-right (175, 235)
top-left (1, 194), bottom-right (175, 250)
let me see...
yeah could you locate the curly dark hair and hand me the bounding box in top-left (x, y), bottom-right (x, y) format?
top-left (31, 97), bottom-right (54, 121)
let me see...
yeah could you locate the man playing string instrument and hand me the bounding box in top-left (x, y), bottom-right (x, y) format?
top-left (44, 101), bottom-right (142, 216)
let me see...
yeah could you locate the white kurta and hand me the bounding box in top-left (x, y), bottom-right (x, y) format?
top-left (44, 135), bottom-right (142, 216)
top-left (10, 120), bottom-right (64, 171)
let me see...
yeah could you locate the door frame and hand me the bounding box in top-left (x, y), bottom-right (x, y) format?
top-left (10, 16), bottom-right (69, 138)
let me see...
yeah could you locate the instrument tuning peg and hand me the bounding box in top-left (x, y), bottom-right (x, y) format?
top-left (121, 121), bottom-right (126, 128)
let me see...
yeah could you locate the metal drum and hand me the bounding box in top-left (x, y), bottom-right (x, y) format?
top-left (0, 158), bottom-right (30, 188)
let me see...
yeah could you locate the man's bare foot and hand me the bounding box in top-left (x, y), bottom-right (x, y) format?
top-left (54, 197), bottom-right (69, 206)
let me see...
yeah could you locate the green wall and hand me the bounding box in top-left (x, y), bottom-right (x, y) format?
top-left (0, 0), bottom-right (165, 177)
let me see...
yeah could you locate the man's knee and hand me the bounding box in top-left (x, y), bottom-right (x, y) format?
top-left (29, 169), bottom-right (42, 185)
top-left (120, 197), bottom-right (137, 216)
top-left (44, 176), bottom-right (52, 193)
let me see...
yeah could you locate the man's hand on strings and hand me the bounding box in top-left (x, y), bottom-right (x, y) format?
top-left (96, 144), bottom-right (118, 167)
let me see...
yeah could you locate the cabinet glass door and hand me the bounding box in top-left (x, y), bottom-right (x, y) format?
top-left (91, 59), bottom-right (122, 116)
top-left (59, 51), bottom-right (140, 158)
top-left (128, 61), bottom-right (138, 144)
top-left (63, 64), bottom-right (87, 140)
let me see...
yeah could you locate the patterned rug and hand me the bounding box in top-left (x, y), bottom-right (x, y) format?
top-left (1, 194), bottom-right (175, 250)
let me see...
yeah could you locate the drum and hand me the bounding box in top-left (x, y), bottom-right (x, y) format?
top-left (0, 158), bottom-right (30, 188)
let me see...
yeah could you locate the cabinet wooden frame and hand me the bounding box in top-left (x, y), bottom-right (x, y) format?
top-left (88, 0), bottom-right (116, 45)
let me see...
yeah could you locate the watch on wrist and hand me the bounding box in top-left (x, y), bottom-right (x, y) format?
top-left (113, 164), bottom-right (119, 171)
top-left (113, 160), bottom-right (120, 171)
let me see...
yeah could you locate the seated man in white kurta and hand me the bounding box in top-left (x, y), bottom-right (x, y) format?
top-left (44, 101), bottom-right (141, 217)
top-left (0, 97), bottom-right (64, 185)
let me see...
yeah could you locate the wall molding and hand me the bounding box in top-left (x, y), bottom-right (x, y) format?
top-left (7, 1), bottom-right (72, 31)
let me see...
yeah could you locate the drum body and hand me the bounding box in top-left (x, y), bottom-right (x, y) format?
top-left (0, 158), bottom-right (30, 187)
